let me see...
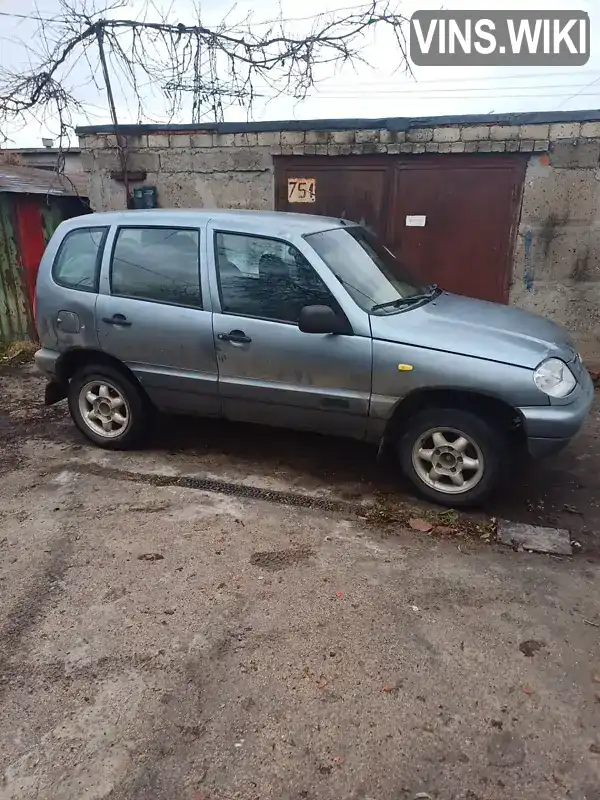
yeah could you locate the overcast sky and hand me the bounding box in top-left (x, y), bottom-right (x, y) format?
top-left (0, 0), bottom-right (598, 147)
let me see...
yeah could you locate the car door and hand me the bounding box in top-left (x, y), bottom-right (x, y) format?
top-left (95, 223), bottom-right (220, 416)
top-left (208, 225), bottom-right (372, 439)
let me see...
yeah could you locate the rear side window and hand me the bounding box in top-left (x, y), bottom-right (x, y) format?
top-left (52, 227), bottom-right (108, 292)
top-left (110, 227), bottom-right (202, 308)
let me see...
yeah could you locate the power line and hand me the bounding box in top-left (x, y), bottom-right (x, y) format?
top-left (284, 83), bottom-right (600, 96)
top-left (249, 83), bottom-right (600, 100)
top-left (245, 3), bottom-right (380, 26)
top-left (304, 70), bottom-right (600, 89)
top-left (0, 10), bottom-right (58, 23)
top-left (0, 5), bottom-right (384, 25)
top-left (255, 90), bottom-right (600, 101)
top-left (555, 75), bottom-right (600, 110)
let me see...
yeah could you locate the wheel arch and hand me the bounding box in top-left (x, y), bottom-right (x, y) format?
top-left (383, 387), bottom-right (525, 447)
top-left (55, 348), bottom-right (148, 398)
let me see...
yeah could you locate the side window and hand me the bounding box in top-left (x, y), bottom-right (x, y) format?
top-left (52, 227), bottom-right (108, 292)
top-left (215, 232), bottom-right (336, 323)
top-left (111, 227), bottom-right (201, 308)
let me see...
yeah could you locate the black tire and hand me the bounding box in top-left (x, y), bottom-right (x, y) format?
top-left (68, 364), bottom-right (148, 450)
top-left (398, 408), bottom-right (508, 507)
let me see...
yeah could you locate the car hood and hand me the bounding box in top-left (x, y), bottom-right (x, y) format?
top-left (370, 292), bottom-right (576, 369)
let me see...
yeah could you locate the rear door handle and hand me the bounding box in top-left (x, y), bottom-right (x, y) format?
top-left (218, 330), bottom-right (251, 344)
top-left (102, 314), bottom-right (132, 327)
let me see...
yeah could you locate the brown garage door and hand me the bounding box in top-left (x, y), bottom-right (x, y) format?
top-left (276, 156), bottom-right (391, 239)
top-left (275, 154), bottom-right (525, 303)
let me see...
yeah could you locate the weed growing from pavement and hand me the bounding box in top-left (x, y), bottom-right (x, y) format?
top-left (362, 494), bottom-right (497, 543)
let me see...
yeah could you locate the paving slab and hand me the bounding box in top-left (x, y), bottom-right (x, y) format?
top-left (497, 520), bottom-right (572, 555)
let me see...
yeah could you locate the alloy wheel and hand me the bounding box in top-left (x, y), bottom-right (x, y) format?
top-left (78, 380), bottom-right (130, 438)
top-left (411, 426), bottom-right (485, 495)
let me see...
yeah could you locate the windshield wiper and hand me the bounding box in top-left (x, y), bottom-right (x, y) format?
top-left (371, 285), bottom-right (439, 313)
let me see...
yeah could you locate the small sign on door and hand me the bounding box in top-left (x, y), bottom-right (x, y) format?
top-left (288, 178), bottom-right (316, 203)
top-left (406, 215), bottom-right (426, 227)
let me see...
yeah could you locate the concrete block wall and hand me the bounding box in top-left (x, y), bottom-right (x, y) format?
top-left (510, 127), bottom-right (600, 365)
top-left (79, 119), bottom-right (600, 364)
top-left (80, 134), bottom-right (275, 212)
top-left (78, 122), bottom-right (559, 213)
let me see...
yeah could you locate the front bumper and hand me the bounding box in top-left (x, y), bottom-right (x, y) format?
top-left (518, 367), bottom-right (594, 459)
top-left (526, 436), bottom-right (572, 459)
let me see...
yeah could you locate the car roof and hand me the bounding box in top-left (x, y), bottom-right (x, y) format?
top-left (66, 209), bottom-right (354, 237)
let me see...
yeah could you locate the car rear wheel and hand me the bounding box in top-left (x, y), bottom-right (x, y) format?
top-left (68, 364), bottom-right (147, 449)
top-left (398, 408), bottom-right (507, 507)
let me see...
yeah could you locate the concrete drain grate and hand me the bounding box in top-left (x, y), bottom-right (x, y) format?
top-left (63, 462), bottom-right (354, 514)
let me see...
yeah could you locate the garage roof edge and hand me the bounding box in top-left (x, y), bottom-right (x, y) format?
top-left (75, 109), bottom-right (600, 136)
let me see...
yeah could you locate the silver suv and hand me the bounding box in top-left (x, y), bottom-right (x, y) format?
top-left (35, 209), bottom-right (593, 506)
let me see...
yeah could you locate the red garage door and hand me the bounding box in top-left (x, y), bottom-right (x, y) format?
top-left (275, 154), bottom-right (525, 303)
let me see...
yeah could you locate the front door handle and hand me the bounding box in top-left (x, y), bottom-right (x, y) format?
top-left (102, 314), bottom-right (132, 327)
top-left (218, 330), bottom-right (251, 344)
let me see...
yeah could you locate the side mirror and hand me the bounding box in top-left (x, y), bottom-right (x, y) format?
top-left (298, 305), bottom-right (351, 335)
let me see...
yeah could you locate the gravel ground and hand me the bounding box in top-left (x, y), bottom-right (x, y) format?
top-left (1, 368), bottom-right (600, 800)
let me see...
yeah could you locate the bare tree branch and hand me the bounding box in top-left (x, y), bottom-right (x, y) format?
top-left (0, 0), bottom-right (409, 137)
top-left (0, 0), bottom-right (410, 207)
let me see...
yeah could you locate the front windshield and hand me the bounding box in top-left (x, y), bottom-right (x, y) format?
top-left (305, 226), bottom-right (427, 314)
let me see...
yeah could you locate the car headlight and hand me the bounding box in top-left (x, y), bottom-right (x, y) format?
top-left (533, 358), bottom-right (576, 398)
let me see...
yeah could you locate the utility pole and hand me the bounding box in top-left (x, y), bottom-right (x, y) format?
top-left (96, 23), bottom-right (131, 207)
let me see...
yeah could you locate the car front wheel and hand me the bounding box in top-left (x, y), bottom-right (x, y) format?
top-left (68, 364), bottom-right (147, 449)
top-left (398, 408), bottom-right (507, 507)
